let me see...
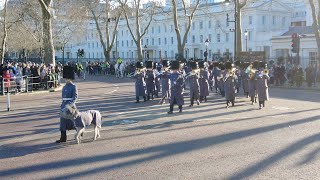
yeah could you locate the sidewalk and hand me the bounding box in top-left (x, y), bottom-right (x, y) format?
top-left (269, 82), bottom-right (320, 91)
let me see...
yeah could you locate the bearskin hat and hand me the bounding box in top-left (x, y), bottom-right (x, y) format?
top-left (190, 61), bottom-right (199, 70)
top-left (136, 61), bottom-right (144, 69)
top-left (259, 61), bottom-right (267, 69)
top-left (63, 65), bottom-right (75, 80)
top-left (162, 60), bottom-right (170, 67)
top-left (146, 61), bottom-right (153, 69)
top-left (235, 60), bottom-right (241, 67)
top-left (213, 61), bottom-right (219, 67)
top-left (198, 61), bottom-right (205, 69)
top-left (225, 61), bottom-right (232, 70)
top-left (170, 61), bottom-right (180, 70)
top-left (252, 60), bottom-right (260, 69)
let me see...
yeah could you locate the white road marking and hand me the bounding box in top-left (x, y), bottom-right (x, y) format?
top-left (271, 106), bottom-right (295, 110)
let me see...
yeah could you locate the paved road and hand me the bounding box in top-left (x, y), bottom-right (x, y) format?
top-left (0, 75), bottom-right (320, 179)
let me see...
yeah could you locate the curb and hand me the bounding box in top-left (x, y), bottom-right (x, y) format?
top-left (0, 84), bottom-right (65, 98)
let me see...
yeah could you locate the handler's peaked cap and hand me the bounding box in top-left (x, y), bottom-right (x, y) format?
top-left (136, 61), bottom-right (144, 69)
top-left (63, 65), bottom-right (75, 80)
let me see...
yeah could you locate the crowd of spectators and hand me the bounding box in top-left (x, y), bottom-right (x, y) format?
top-left (0, 61), bottom-right (62, 93)
top-left (84, 61), bottom-right (136, 76)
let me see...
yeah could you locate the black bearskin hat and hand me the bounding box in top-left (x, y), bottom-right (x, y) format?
top-left (170, 61), bottom-right (180, 70)
top-left (153, 62), bottom-right (158, 69)
top-left (63, 66), bottom-right (75, 80)
top-left (235, 60), bottom-right (241, 67)
top-left (252, 60), bottom-right (259, 69)
top-left (190, 61), bottom-right (199, 70)
top-left (259, 61), bottom-right (267, 69)
top-left (162, 60), bottom-right (170, 67)
top-left (225, 61), bottom-right (232, 70)
top-left (136, 61), bottom-right (144, 69)
top-left (198, 61), bottom-right (205, 69)
top-left (146, 61), bottom-right (153, 69)
top-left (218, 62), bottom-right (225, 70)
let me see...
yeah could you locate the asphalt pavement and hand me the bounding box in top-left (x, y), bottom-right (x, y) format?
top-left (0, 75), bottom-right (320, 179)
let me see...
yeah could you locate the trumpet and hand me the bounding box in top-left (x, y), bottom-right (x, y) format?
top-left (263, 69), bottom-right (269, 75)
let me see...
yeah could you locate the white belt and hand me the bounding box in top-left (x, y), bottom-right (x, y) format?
top-left (62, 98), bottom-right (73, 101)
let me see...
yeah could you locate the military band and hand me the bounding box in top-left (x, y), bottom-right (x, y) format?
top-left (132, 59), bottom-right (271, 111)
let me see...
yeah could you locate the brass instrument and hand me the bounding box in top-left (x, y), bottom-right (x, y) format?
top-left (263, 69), bottom-right (269, 75)
top-left (223, 68), bottom-right (236, 82)
top-left (135, 68), bottom-right (146, 74)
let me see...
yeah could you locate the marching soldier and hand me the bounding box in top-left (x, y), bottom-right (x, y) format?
top-left (56, 65), bottom-right (77, 143)
top-left (160, 60), bottom-right (171, 103)
top-left (242, 62), bottom-right (250, 98)
top-left (223, 61), bottom-right (238, 108)
top-left (248, 61), bottom-right (259, 105)
top-left (218, 62), bottom-right (226, 97)
top-left (208, 62), bottom-right (214, 91)
top-left (134, 61), bottom-right (147, 103)
top-left (187, 61), bottom-right (200, 107)
top-left (256, 61), bottom-right (270, 109)
top-left (168, 61), bottom-right (185, 114)
top-left (199, 61), bottom-right (210, 102)
top-left (234, 61), bottom-right (242, 93)
top-left (212, 62), bottom-right (220, 93)
top-left (153, 62), bottom-right (161, 98)
top-left (145, 61), bottom-right (156, 100)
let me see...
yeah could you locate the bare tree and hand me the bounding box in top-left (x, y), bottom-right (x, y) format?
top-left (308, 0), bottom-right (320, 59)
top-left (38, 0), bottom-right (55, 65)
top-left (119, 0), bottom-right (156, 61)
top-left (170, 0), bottom-right (200, 61)
top-left (87, 0), bottom-right (121, 62)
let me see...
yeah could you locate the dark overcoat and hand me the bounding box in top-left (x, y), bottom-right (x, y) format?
top-left (242, 71), bottom-right (249, 93)
top-left (224, 73), bottom-right (238, 101)
top-left (187, 73), bottom-right (200, 99)
top-left (145, 70), bottom-right (155, 95)
top-left (212, 68), bottom-right (221, 89)
top-left (199, 69), bottom-right (210, 96)
top-left (60, 82), bottom-right (77, 131)
top-left (154, 70), bottom-right (161, 93)
top-left (134, 72), bottom-right (146, 97)
top-left (248, 71), bottom-right (258, 97)
top-left (256, 72), bottom-right (270, 101)
top-left (169, 72), bottom-right (184, 106)
top-left (161, 71), bottom-right (171, 97)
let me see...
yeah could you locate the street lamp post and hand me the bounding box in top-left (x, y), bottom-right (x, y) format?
top-left (225, 0), bottom-right (237, 63)
top-left (144, 45), bottom-right (147, 61)
top-left (244, 30), bottom-right (248, 52)
top-left (204, 38), bottom-right (209, 62)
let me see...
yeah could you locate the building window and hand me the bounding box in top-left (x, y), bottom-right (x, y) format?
top-left (165, 51), bottom-right (167, 58)
top-left (131, 40), bottom-right (133, 46)
top-left (310, 52), bottom-right (318, 61)
top-left (226, 33), bottom-right (229, 42)
top-left (192, 35), bottom-right (195, 43)
top-left (88, 43), bottom-right (90, 48)
top-left (158, 26), bottom-right (161, 33)
top-left (282, 17), bottom-right (286, 26)
top-left (249, 16), bottom-right (252, 25)
top-left (121, 30), bottom-right (123, 36)
top-left (200, 21), bottom-right (203, 29)
top-left (248, 31), bottom-right (252, 41)
top-left (200, 35), bottom-right (203, 43)
top-left (200, 50), bottom-right (203, 58)
top-left (272, 16), bottom-right (276, 25)
top-left (92, 42), bottom-right (94, 48)
top-left (164, 38), bottom-right (167, 45)
top-left (158, 38), bottom-right (161, 45)
top-left (146, 39), bottom-right (149, 45)
top-left (141, 39), bottom-right (144, 45)
top-left (171, 50), bottom-right (174, 58)
top-left (131, 52), bottom-right (134, 58)
top-left (262, 16), bottom-right (266, 25)
top-left (152, 38), bottom-right (154, 45)
top-left (208, 20), bottom-right (211, 28)
top-left (208, 34), bottom-right (212, 42)
top-left (171, 37), bottom-right (174, 44)
top-left (152, 27), bottom-right (154, 34)
top-left (192, 22), bottom-right (195, 30)
top-left (121, 41), bottom-right (124, 47)
top-left (126, 40), bottom-right (128, 47)
top-left (217, 34), bottom-right (221, 42)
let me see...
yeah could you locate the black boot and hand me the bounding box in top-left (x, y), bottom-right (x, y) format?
top-left (143, 96), bottom-right (147, 102)
top-left (259, 101), bottom-right (262, 109)
top-left (246, 92), bottom-right (249, 98)
top-left (56, 131), bottom-right (67, 143)
top-left (179, 105), bottom-right (182, 113)
top-left (147, 95), bottom-right (150, 100)
top-left (135, 96), bottom-right (139, 103)
top-left (226, 101), bottom-right (230, 108)
top-left (254, 97), bottom-right (257, 103)
top-left (262, 101), bottom-right (265, 107)
top-left (204, 96), bottom-right (207, 102)
top-left (251, 97), bottom-right (254, 105)
top-left (151, 95), bottom-right (154, 100)
top-left (231, 100), bottom-right (235, 107)
top-left (200, 96), bottom-right (203, 103)
top-left (168, 104), bottom-right (174, 114)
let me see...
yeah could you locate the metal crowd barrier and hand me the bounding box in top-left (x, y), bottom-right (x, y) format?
top-left (1, 74), bottom-right (61, 95)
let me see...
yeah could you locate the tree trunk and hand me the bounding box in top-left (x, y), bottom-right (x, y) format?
top-left (0, 0), bottom-right (8, 64)
top-left (236, 0), bottom-right (242, 60)
top-left (309, 0), bottom-right (320, 61)
top-left (39, 0), bottom-right (55, 65)
top-left (91, 10), bottom-right (108, 62)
